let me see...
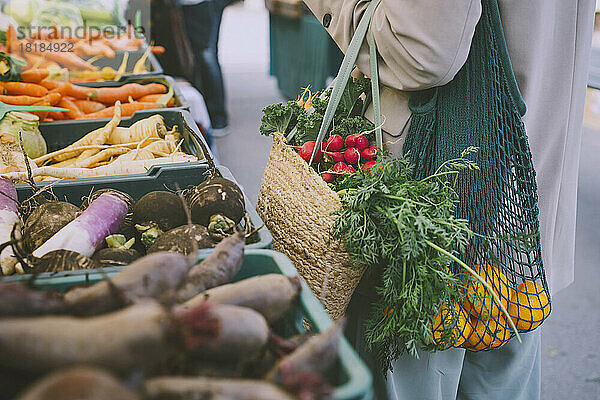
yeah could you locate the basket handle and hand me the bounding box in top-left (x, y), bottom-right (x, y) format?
top-left (309, 0), bottom-right (382, 163)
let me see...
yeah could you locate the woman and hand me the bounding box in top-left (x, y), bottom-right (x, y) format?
top-left (301, 1), bottom-right (595, 399)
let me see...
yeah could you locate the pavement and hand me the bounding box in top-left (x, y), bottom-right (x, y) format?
top-left (213, 2), bottom-right (600, 399)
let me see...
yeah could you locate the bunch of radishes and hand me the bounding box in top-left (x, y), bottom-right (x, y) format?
top-left (295, 133), bottom-right (378, 183)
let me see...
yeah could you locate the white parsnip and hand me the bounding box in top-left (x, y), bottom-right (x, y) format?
top-left (1, 155), bottom-right (196, 180)
top-left (107, 115), bottom-right (166, 144)
top-left (54, 102), bottom-right (122, 162)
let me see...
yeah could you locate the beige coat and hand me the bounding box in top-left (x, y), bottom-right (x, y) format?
top-left (302, 0), bottom-right (595, 294)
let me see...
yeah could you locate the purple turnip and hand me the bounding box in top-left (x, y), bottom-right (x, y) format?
top-left (32, 190), bottom-right (130, 259)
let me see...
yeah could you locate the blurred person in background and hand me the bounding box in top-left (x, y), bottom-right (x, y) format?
top-left (179, 0), bottom-right (231, 136)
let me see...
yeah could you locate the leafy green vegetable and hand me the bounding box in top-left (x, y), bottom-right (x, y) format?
top-left (259, 77), bottom-right (372, 147)
top-left (295, 112), bottom-right (323, 145)
top-left (0, 52), bottom-right (25, 82)
top-left (259, 101), bottom-right (303, 136)
top-left (332, 116), bottom-right (374, 139)
top-left (311, 91), bottom-right (330, 115)
top-left (336, 77), bottom-right (371, 118)
top-left (330, 149), bottom-right (479, 372)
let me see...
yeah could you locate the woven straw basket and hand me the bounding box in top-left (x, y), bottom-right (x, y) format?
top-left (257, 133), bottom-right (365, 320)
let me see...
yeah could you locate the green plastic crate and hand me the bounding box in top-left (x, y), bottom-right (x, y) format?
top-left (5, 164), bottom-right (273, 283)
top-left (16, 250), bottom-right (373, 400)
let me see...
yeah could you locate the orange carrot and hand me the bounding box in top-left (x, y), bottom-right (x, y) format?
top-left (84, 102), bottom-right (161, 119)
top-left (0, 95), bottom-right (44, 105)
top-left (52, 82), bottom-right (92, 99)
top-left (39, 80), bottom-right (61, 90)
top-left (47, 111), bottom-right (65, 120)
top-left (75, 99), bottom-right (105, 114)
top-left (30, 47), bottom-right (97, 71)
top-left (21, 69), bottom-right (50, 83)
top-left (30, 99), bottom-right (51, 119)
top-left (138, 94), bottom-right (176, 107)
top-left (6, 25), bottom-right (18, 54)
top-left (151, 46), bottom-right (166, 55)
top-left (42, 91), bottom-right (62, 106)
top-left (3, 82), bottom-right (48, 97)
top-left (88, 83), bottom-right (166, 103)
top-left (58, 97), bottom-right (85, 120)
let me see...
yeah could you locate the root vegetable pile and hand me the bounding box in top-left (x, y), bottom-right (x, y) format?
top-left (0, 169), bottom-right (248, 276)
top-left (0, 229), bottom-right (343, 400)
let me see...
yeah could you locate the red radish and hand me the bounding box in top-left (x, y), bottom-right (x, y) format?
top-left (344, 165), bottom-right (355, 174)
top-left (298, 141), bottom-right (322, 163)
top-left (326, 152), bottom-right (345, 163)
top-left (362, 160), bottom-right (377, 174)
top-left (362, 145), bottom-right (377, 160)
top-left (321, 172), bottom-right (334, 183)
top-left (344, 148), bottom-right (361, 165)
top-left (345, 133), bottom-right (359, 148)
top-left (322, 134), bottom-right (343, 152)
top-left (333, 162), bottom-right (347, 174)
top-left (355, 136), bottom-right (369, 151)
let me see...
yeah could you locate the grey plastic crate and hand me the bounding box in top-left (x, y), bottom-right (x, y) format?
top-left (83, 48), bottom-right (163, 80)
top-left (4, 164), bottom-right (273, 283)
top-left (40, 75), bottom-right (188, 126)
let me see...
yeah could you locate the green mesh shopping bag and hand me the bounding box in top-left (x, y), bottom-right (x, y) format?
top-left (403, 0), bottom-right (551, 351)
